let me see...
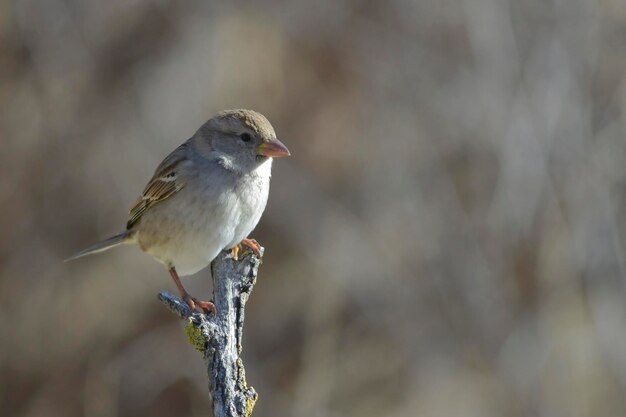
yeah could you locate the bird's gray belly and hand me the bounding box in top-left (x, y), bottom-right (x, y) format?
top-left (135, 186), bottom-right (238, 275)
top-left (134, 177), bottom-right (268, 276)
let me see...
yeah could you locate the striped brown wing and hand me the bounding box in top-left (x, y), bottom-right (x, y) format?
top-left (127, 144), bottom-right (188, 229)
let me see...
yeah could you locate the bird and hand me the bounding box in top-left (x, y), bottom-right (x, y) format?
top-left (67, 109), bottom-right (290, 313)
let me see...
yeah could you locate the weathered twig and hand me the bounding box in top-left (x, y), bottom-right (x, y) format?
top-left (158, 248), bottom-right (262, 417)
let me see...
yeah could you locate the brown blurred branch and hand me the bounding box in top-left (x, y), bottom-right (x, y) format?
top-left (158, 249), bottom-right (262, 417)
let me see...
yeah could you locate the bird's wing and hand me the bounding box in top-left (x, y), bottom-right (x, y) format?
top-left (127, 144), bottom-right (189, 229)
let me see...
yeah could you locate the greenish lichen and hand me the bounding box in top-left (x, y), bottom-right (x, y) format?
top-left (244, 391), bottom-right (257, 417)
top-left (236, 358), bottom-right (258, 416)
top-left (184, 319), bottom-right (206, 351)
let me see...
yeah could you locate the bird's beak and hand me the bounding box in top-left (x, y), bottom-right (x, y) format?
top-left (257, 138), bottom-right (291, 158)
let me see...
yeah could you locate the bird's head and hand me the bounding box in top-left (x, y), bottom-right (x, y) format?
top-left (192, 109), bottom-right (290, 173)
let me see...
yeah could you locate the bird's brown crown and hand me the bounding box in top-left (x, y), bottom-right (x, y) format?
top-left (208, 109), bottom-right (276, 141)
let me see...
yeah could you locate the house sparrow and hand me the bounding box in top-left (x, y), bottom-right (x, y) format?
top-left (67, 109), bottom-right (290, 313)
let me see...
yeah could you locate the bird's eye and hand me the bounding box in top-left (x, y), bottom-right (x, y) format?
top-left (240, 133), bottom-right (252, 143)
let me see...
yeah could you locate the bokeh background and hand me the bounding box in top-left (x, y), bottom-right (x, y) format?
top-left (3, 0), bottom-right (626, 416)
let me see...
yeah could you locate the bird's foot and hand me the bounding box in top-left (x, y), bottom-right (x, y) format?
top-left (183, 293), bottom-right (216, 315)
top-left (241, 238), bottom-right (262, 257)
top-left (228, 238), bottom-right (262, 261)
top-left (227, 245), bottom-right (240, 260)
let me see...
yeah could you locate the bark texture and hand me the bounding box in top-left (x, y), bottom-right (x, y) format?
top-left (158, 248), bottom-right (262, 417)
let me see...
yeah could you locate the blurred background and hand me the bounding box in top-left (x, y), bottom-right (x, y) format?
top-left (2, 0), bottom-right (626, 416)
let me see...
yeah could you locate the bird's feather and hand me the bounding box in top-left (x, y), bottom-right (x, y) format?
top-left (127, 144), bottom-right (188, 229)
top-left (65, 230), bottom-right (132, 261)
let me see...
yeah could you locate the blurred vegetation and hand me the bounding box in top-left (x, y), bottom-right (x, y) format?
top-left (2, 0), bottom-right (626, 416)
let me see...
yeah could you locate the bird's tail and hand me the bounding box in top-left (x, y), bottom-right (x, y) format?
top-left (65, 230), bottom-right (133, 262)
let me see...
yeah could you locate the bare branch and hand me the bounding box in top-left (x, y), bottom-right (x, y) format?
top-left (158, 248), bottom-right (263, 417)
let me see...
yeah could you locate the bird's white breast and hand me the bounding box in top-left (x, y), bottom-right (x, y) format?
top-left (135, 158), bottom-right (272, 276)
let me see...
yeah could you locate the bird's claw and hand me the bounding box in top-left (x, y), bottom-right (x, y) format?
top-left (241, 238), bottom-right (262, 257)
top-left (227, 246), bottom-right (240, 260)
top-left (228, 238), bottom-right (262, 261)
top-left (183, 293), bottom-right (216, 315)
